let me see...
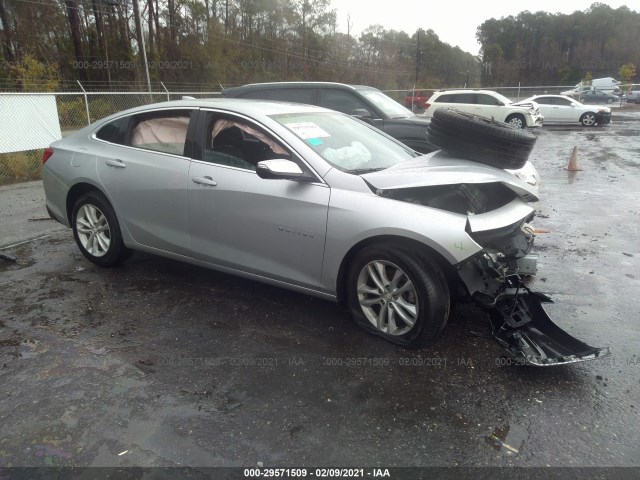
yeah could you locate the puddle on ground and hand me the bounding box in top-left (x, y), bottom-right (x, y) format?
top-left (615, 129), bottom-right (639, 136)
top-left (485, 423), bottom-right (528, 454)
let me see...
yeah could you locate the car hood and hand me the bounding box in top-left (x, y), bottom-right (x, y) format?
top-left (510, 99), bottom-right (540, 111)
top-left (361, 151), bottom-right (539, 201)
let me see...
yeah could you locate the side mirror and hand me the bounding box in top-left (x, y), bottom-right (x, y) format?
top-left (256, 159), bottom-right (305, 180)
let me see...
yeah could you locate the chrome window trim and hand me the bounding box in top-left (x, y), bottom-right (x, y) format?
top-left (90, 106), bottom-right (196, 160)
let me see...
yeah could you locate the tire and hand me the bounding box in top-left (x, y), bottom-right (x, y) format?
top-left (580, 112), bottom-right (597, 127)
top-left (427, 108), bottom-right (537, 170)
top-left (345, 245), bottom-right (450, 348)
top-left (72, 191), bottom-right (132, 267)
top-left (505, 113), bottom-right (526, 129)
top-left (606, 97), bottom-right (614, 104)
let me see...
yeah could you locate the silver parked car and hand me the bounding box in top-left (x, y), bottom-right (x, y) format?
top-left (42, 99), bottom-right (607, 365)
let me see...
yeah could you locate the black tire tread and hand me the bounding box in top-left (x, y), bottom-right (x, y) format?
top-left (72, 191), bottom-right (132, 267)
top-left (427, 108), bottom-right (537, 170)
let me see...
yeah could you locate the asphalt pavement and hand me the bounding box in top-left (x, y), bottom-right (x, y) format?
top-left (0, 112), bottom-right (639, 476)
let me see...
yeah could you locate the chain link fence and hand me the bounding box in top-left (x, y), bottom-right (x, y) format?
top-left (0, 90), bottom-right (220, 184)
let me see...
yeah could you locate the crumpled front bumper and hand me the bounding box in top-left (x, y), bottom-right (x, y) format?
top-left (487, 278), bottom-right (610, 366)
top-left (456, 220), bottom-right (610, 366)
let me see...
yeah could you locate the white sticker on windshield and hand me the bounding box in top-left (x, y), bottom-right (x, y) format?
top-left (286, 122), bottom-right (330, 139)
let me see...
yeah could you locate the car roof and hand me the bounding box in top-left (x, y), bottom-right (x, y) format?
top-left (224, 82), bottom-right (376, 94)
top-left (90, 97), bottom-right (336, 127)
top-left (530, 94), bottom-right (574, 99)
top-left (434, 89), bottom-right (497, 94)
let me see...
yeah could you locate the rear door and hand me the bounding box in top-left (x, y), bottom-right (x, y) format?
top-left (187, 109), bottom-right (330, 289)
top-left (95, 108), bottom-right (196, 256)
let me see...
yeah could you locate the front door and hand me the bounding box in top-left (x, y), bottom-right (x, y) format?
top-left (187, 110), bottom-right (330, 289)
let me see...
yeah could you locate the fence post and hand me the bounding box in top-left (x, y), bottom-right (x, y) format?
top-left (77, 80), bottom-right (91, 125)
top-left (161, 81), bottom-right (170, 102)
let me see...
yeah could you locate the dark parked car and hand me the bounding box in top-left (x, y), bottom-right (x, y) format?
top-left (626, 90), bottom-right (640, 104)
top-left (579, 89), bottom-right (619, 104)
top-left (223, 82), bottom-right (434, 153)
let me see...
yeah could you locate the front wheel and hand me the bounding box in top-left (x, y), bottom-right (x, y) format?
top-left (580, 112), bottom-right (597, 127)
top-left (346, 245), bottom-right (450, 348)
top-left (505, 114), bottom-right (526, 129)
top-left (606, 97), bottom-right (614, 104)
top-left (72, 191), bottom-right (132, 267)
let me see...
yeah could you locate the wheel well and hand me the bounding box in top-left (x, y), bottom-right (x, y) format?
top-left (66, 182), bottom-right (101, 224)
top-left (335, 235), bottom-right (458, 308)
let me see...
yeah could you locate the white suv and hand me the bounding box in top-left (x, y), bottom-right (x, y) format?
top-left (423, 90), bottom-right (543, 129)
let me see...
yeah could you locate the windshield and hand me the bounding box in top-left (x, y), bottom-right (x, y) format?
top-left (270, 112), bottom-right (419, 173)
top-left (357, 88), bottom-right (414, 118)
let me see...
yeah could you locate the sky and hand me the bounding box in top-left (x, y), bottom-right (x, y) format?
top-left (330, 0), bottom-right (633, 55)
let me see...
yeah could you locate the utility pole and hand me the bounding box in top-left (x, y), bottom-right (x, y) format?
top-left (415, 29), bottom-right (420, 87)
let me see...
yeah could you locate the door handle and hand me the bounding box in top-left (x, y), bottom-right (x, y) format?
top-left (192, 176), bottom-right (217, 186)
top-left (105, 159), bottom-right (126, 168)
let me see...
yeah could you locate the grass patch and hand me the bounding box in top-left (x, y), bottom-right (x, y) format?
top-left (0, 150), bottom-right (43, 184)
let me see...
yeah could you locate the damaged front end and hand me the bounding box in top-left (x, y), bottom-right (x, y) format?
top-left (458, 214), bottom-right (610, 366)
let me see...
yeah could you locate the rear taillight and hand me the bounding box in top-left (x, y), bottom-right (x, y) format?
top-left (424, 103), bottom-right (431, 109)
top-left (42, 147), bottom-right (54, 165)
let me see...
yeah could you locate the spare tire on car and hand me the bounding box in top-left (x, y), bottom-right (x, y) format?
top-left (427, 108), bottom-right (537, 170)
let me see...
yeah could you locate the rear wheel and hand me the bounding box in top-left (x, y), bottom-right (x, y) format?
top-left (580, 112), bottom-right (597, 127)
top-left (72, 191), bottom-right (131, 267)
top-left (346, 245), bottom-right (450, 348)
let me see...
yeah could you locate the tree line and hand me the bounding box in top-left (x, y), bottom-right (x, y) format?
top-left (477, 3), bottom-right (640, 86)
top-left (1, 0), bottom-right (637, 92)
top-left (0, 0), bottom-right (478, 91)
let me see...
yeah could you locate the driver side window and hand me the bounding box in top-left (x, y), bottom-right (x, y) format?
top-left (202, 114), bottom-right (291, 171)
top-left (319, 89), bottom-right (372, 116)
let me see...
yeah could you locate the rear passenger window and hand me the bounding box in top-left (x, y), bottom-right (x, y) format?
top-left (268, 89), bottom-right (316, 104)
top-left (434, 95), bottom-right (453, 103)
top-left (128, 110), bottom-right (192, 156)
top-left (451, 93), bottom-right (476, 104)
top-left (240, 89), bottom-right (316, 105)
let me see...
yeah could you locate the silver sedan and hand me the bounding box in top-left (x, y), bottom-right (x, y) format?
top-left (42, 99), bottom-right (606, 365)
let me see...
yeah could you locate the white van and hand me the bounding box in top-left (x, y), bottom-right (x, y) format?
top-left (562, 77), bottom-right (621, 97)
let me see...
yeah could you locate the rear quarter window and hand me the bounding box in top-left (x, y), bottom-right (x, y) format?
top-left (96, 117), bottom-right (129, 144)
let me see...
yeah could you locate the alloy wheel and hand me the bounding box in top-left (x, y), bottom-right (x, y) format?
top-left (356, 260), bottom-right (419, 335)
top-left (76, 204), bottom-right (111, 257)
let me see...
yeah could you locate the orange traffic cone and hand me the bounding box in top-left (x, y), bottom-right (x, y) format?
top-left (567, 146), bottom-right (581, 171)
